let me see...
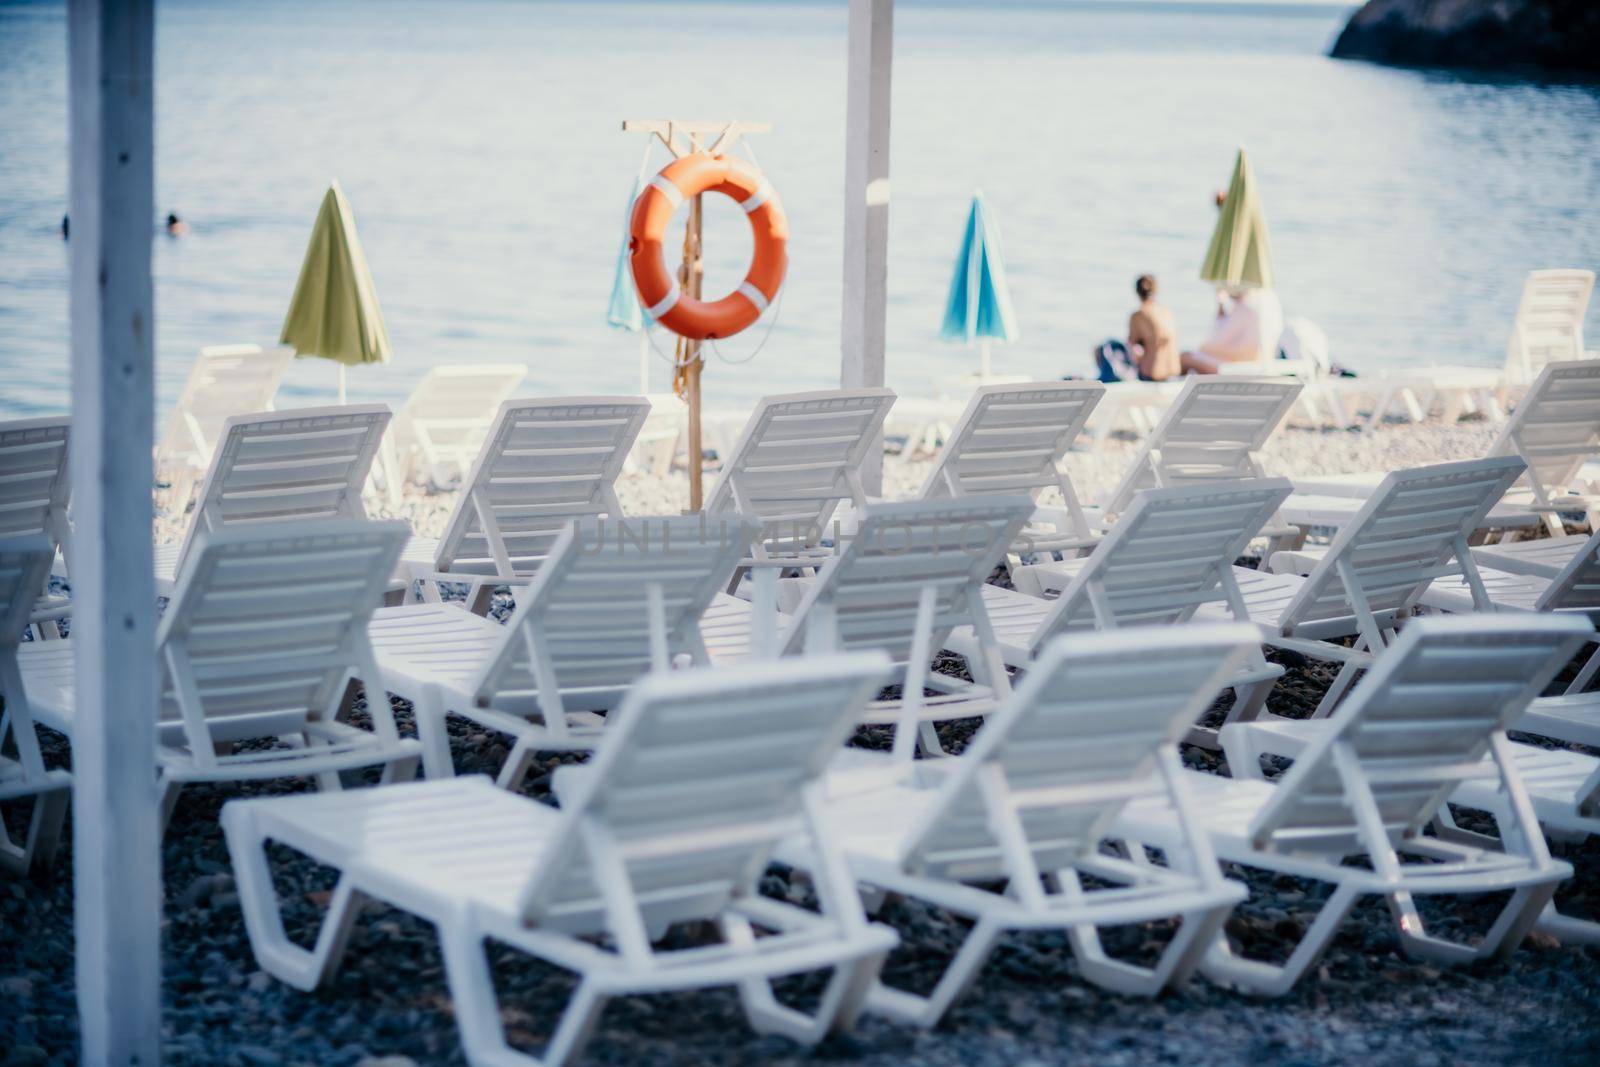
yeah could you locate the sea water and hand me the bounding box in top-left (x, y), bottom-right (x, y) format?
top-left (1, 0), bottom-right (1597, 420)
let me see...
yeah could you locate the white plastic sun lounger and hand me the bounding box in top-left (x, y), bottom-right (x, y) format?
top-left (222, 655), bottom-right (900, 1067)
top-left (0, 416), bottom-right (72, 636)
top-left (703, 388), bottom-right (896, 568)
top-left (0, 537), bottom-right (70, 874)
top-left (701, 497), bottom-right (1033, 760)
top-left (372, 514), bottom-right (756, 785)
top-left (1295, 362), bottom-right (1600, 545)
top-left (1358, 269), bottom-right (1595, 430)
top-left (1113, 614), bottom-right (1588, 996)
top-left (398, 397), bottom-right (650, 610)
top-left (1208, 457), bottom-right (1528, 719)
top-left (950, 480), bottom-right (1292, 744)
top-left (1094, 378), bottom-right (1303, 526)
top-left (19, 521), bottom-right (421, 829)
top-left (147, 406), bottom-right (392, 598)
top-left (914, 381), bottom-right (1104, 564)
top-left (777, 624), bottom-right (1259, 1026)
top-left (377, 363), bottom-right (529, 502)
top-left (155, 344), bottom-right (295, 511)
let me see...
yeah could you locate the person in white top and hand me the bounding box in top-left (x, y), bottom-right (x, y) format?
top-left (1181, 287), bottom-right (1283, 373)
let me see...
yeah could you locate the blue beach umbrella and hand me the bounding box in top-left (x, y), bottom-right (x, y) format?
top-left (939, 190), bottom-right (1019, 377)
top-left (607, 176), bottom-right (654, 391)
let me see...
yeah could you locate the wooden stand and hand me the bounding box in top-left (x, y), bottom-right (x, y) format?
top-left (621, 119), bottom-right (771, 511)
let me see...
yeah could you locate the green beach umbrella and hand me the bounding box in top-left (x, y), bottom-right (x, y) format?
top-left (1200, 148), bottom-right (1275, 290)
top-left (280, 180), bottom-right (392, 402)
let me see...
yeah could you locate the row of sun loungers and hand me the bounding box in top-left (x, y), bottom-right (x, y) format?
top-left (3, 350), bottom-right (1599, 1065)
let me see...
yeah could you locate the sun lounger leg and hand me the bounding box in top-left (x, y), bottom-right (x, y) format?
top-left (1070, 898), bottom-right (1232, 996)
top-left (1387, 880), bottom-right (1556, 963)
top-left (413, 685), bottom-right (456, 780)
top-left (867, 915), bottom-right (1004, 1027)
top-left (723, 914), bottom-right (887, 1042)
top-left (223, 813), bottom-right (367, 991)
top-left (440, 921), bottom-right (607, 1067)
top-left (0, 784), bottom-right (69, 875)
top-left (1201, 882), bottom-right (1360, 996)
top-left (1536, 902), bottom-right (1600, 946)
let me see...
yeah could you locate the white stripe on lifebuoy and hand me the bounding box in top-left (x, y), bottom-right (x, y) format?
top-left (737, 282), bottom-right (770, 313)
top-left (740, 180), bottom-right (773, 215)
top-left (647, 281), bottom-right (682, 319)
top-left (648, 175), bottom-right (685, 211)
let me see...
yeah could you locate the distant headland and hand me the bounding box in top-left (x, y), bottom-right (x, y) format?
top-left (1330, 0), bottom-right (1600, 77)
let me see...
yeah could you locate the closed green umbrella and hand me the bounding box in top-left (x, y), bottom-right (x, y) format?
top-left (1200, 148), bottom-right (1275, 290)
top-left (280, 181), bottom-right (392, 402)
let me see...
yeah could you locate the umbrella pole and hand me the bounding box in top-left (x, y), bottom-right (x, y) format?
top-left (980, 338), bottom-right (992, 379)
top-left (337, 363), bottom-right (347, 405)
top-left (638, 329), bottom-right (650, 394)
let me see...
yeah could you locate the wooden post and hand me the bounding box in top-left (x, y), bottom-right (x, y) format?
top-left (68, 1), bottom-right (162, 1063)
top-left (841, 0), bottom-right (894, 496)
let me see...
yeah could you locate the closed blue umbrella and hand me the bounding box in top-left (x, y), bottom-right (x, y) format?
top-left (607, 177), bottom-right (652, 390)
top-left (939, 190), bottom-right (1019, 377)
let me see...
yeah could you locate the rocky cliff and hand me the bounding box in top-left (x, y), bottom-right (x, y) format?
top-left (1330, 0), bottom-right (1600, 76)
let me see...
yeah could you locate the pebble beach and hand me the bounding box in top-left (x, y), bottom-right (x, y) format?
top-left (9, 415), bottom-right (1598, 1067)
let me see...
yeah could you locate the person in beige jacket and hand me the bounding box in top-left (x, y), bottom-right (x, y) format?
top-left (1127, 274), bottom-right (1181, 381)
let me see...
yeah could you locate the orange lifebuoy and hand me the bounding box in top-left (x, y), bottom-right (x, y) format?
top-left (629, 154), bottom-right (788, 341)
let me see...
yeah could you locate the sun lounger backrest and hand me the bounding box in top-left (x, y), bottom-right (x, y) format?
top-left (432, 397), bottom-right (650, 577)
top-left (1101, 378), bottom-right (1301, 518)
top-left (1032, 479), bottom-right (1292, 643)
top-left (704, 388), bottom-right (896, 557)
top-left (1535, 527), bottom-right (1600, 613)
top-left (0, 417), bottom-right (71, 562)
top-left (1250, 615), bottom-right (1591, 854)
top-left (904, 625), bottom-right (1257, 877)
top-left (1490, 363), bottom-right (1600, 503)
top-left (783, 497), bottom-right (1032, 662)
top-left (390, 363), bottom-right (529, 469)
top-left (1280, 457), bottom-right (1526, 635)
top-left (157, 521), bottom-right (410, 737)
top-left (0, 536), bottom-right (53, 653)
top-left (917, 382), bottom-right (1102, 504)
top-left (474, 515), bottom-right (757, 704)
top-left (182, 405), bottom-right (390, 572)
top-left (518, 654), bottom-right (889, 928)
top-left (156, 344), bottom-right (293, 473)
top-left (1505, 269), bottom-right (1594, 383)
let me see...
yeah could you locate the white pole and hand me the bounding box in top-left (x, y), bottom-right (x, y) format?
top-left (337, 362), bottom-right (347, 405)
top-left (841, 0), bottom-right (893, 496)
top-left (980, 338), bottom-right (992, 379)
top-left (638, 329), bottom-right (650, 394)
top-left (68, 1), bottom-right (162, 1063)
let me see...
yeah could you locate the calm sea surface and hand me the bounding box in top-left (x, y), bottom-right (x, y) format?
top-left (1, 0), bottom-right (1597, 419)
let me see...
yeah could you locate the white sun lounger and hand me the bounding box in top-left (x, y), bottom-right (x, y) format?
top-left (377, 363), bottom-right (529, 503)
top-left (1212, 458), bottom-right (1528, 720)
top-left (147, 406), bottom-right (391, 598)
top-left (1295, 362), bottom-right (1600, 545)
top-left (0, 537), bottom-right (70, 874)
top-left (952, 480), bottom-right (1292, 745)
top-left (701, 497), bottom-right (1033, 760)
top-left (20, 521), bottom-right (421, 829)
top-left (372, 514), bottom-right (757, 785)
top-left (222, 655), bottom-right (900, 1067)
top-left (1094, 378), bottom-right (1302, 525)
top-left (155, 344), bottom-right (295, 511)
top-left (914, 381), bottom-right (1104, 561)
top-left (778, 624), bottom-right (1259, 1026)
top-left (1358, 269), bottom-right (1595, 430)
top-left (399, 397), bottom-right (650, 611)
top-left (1113, 614), bottom-right (1588, 995)
top-left (0, 416), bottom-right (72, 636)
top-left (704, 388), bottom-right (896, 568)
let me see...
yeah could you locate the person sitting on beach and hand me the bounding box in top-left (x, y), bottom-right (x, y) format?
top-left (1181, 286), bottom-right (1283, 373)
top-left (165, 213), bottom-right (189, 237)
top-left (1126, 274), bottom-right (1180, 381)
